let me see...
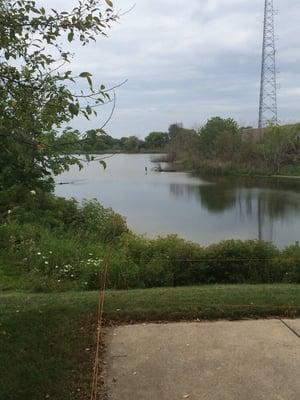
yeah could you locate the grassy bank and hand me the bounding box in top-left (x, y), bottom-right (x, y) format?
top-left (180, 160), bottom-right (300, 179)
top-left (2, 220), bottom-right (300, 291)
top-left (103, 284), bottom-right (300, 321)
top-left (1, 285), bottom-right (300, 400)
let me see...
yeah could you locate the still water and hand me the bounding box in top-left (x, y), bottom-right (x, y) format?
top-left (55, 154), bottom-right (300, 247)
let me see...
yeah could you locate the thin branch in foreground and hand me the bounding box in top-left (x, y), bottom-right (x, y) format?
top-left (73, 79), bottom-right (128, 98)
top-left (99, 90), bottom-right (116, 131)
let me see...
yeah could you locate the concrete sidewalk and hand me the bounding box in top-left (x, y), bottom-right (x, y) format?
top-left (104, 320), bottom-right (300, 400)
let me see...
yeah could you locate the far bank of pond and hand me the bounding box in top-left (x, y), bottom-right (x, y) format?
top-left (55, 154), bottom-right (300, 247)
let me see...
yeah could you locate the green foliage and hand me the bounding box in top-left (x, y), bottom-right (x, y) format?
top-left (0, 0), bottom-right (117, 200)
top-left (73, 199), bottom-right (127, 242)
top-left (280, 242), bottom-right (300, 283)
top-left (145, 131), bottom-right (169, 149)
top-left (0, 195), bottom-right (127, 291)
top-left (1, 195), bottom-right (300, 292)
top-left (1, 215), bottom-right (300, 291)
top-left (199, 117), bottom-right (240, 159)
top-left (79, 129), bottom-right (119, 153)
top-left (0, 220), bottom-right (106, 291)
top-left (167, 118), bottom-right (300, 176)
top-left (167, 123), bottom-right (199, 161)
top-left (280, 164), bottom-right (300, 176)
top-left (119, 234), bottom-right (294, 287)
top-left (203, 240), bottom-right (281, 283)
top-left (258, 124), bottom-right (300, 173)
top-left (119, 136), bottom-right (143, 152)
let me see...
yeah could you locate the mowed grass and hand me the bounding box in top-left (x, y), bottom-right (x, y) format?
top-left (0, 284), bottom-right (300, 400)
top-left (104, 284), bottom-right (300, 321)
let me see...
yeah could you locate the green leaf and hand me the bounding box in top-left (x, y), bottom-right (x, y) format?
top-left (87, 76), bottom-right (93, 90)
top-left (79, 72), bottom-right (93, 90)
top-left (68, 31), bottom-right (74, 42)
top-left (68, 103), bottom-right (79, 116)
top-left (105, 0), bottom-right (113, 7)
top-left (79, 72), bottom-right (92, 78)
top-left (100, 160), bottom-right (107, 170)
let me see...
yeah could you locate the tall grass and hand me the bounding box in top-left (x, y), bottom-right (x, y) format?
top-left (1, 221), bottom-right (300, 291)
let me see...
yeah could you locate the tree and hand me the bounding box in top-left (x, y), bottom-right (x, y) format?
top-left (145, 131), bottom-right (169, 149)
top-left (259, 125), bottom-right (300, 173)
top-left (168, 123), bottom-right (184, 141)
top-left (199, 117), bottom-right (240, 159)
top-left (167, 123), bottom-right (198, 161)
top-left (119, 136), bottom-right (143, 152)
top-left (0, 0), bottom-right (118, 209)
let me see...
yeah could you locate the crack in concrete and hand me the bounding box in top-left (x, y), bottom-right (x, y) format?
top-left (280, 319), bottom-right (300, 339)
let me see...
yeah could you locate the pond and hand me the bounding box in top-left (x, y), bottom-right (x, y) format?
top-left (55, 154), bottom-right (300, 247)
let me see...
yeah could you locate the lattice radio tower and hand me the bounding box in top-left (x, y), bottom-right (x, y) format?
top-left (258, 0), bottom-right (278, 129)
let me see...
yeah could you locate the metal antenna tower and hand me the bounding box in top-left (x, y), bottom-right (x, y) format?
top-left (258, 0), bottom-right (278, 129)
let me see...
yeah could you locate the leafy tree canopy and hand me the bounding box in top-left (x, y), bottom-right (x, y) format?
top-left (145, 131), bottom-right (169, 149)
top-left (0, 0), bottom-right (118, 209)
top-left (120, 136), bottom-right (143, 151)
top-left (199, 117), bottom-right (240, 158)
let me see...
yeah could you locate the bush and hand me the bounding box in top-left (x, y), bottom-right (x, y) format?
top-left (107, 250), bottom-right (140, 289)
top-left (280, 242), bottom-right (300, 283)
top-left (0, 221), bottom-right (107, 291)
top-left (1, 215), bottom-right (300, 292)
top-left (107, 234), bottom-right (298, 288)
top-left (146, 235), bottom-right (205, 286)
top-left (2, 193), bottom-right (127, 242)
top-left (73, 200), bottom-right (127, 242)
top-left (203, 240), bottom-right (280, 283)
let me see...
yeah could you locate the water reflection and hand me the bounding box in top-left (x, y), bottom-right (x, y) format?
top-left (169, 176), bottom-right (300, 243)
top-left (55, 154), bottom-right (300, 246)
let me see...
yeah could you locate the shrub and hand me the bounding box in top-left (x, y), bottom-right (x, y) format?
top-left (141, 259), bottom-right (174, 287)
top-left (147, 235), bottom-right (205, 286)
top-left (73, 200), bottom-right (127, 242)
top-left (280, 242), bottom-right (300, 283)
top-left (107, 249), bottom-right (140, 289)
top-left (3, 193), bottom-right (127, 242)
top-left (1, 216), bottom-right (300, 291)
top-left (203, 240), bottom-right (280, 283)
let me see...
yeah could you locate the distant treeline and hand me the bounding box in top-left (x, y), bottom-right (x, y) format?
top-left (58, 129), bottom-right (170, 153)
top-left (59, 118), bottom-right (300, 175)
top-left (165, 118), bottom-right (300, 176)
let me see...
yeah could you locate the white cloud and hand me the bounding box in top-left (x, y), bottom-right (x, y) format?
top-left (40, 0), bottom-right (300, 136)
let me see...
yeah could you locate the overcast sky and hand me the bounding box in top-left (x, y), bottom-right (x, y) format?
top-left (44, 0), bottom-right (300, 138)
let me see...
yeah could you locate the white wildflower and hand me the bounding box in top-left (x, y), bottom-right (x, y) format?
top-left (44, 261), bottom-right (49, 265)
top-left (7, 209), bottom-right (12, 215)
top-left (37, 252), bottom-right (41, 256)
top-left (30, 190), bottom-right (36, 195)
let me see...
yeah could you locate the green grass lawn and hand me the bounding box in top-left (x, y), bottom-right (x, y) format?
top-left (1, 284), bottom-right (300, 400)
